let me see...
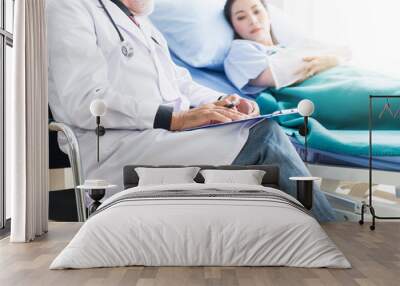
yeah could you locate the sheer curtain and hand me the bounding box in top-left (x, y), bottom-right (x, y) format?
top-left (8, 0), bottom-right (49, 242)
top-left (281, 0), bottom-right (400, 77)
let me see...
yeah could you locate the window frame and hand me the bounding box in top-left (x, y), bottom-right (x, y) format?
top-left (0, 0), bottom-right (13, 231)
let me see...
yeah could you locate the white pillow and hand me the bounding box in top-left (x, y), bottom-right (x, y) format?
top-left (150, 0), bottom-right (308, 71)
top-left (135, 167), bottom-right (200, 186)
top-left (150, 0), bottom-right (233, 70)
top-left (200, 169), bottom-right (266, 185)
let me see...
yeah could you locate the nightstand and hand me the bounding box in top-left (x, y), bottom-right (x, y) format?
top-left (77, 180), bottom-right (117, 216)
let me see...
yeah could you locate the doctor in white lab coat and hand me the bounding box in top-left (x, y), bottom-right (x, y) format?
top-left (47, 0), bottom-right (259, 194)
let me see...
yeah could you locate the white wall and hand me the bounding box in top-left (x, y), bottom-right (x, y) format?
top-left (267, 0), bottom-right (283, 8)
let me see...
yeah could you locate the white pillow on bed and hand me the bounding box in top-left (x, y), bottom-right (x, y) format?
top-left (150, 0), bottom-right (308, 71)
top-left (135, 167), bottom-right (200, 186)
top-left (200, 169), bottom-right (266, 185)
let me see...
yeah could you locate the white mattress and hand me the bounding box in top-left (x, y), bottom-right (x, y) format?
top-left (50, 183), bottom-right (351, 269)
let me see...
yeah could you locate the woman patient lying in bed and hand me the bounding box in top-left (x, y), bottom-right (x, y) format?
top-left (223, 0), bottom-right (400, 153)
top-left (223, 0), bottom-right (346, 92)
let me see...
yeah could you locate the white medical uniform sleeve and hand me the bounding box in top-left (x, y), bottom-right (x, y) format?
top-left (47, 0), bottom-right (159, 130)
top-left (173, 65), bottom-right (225, 106)
top-left (224, 40), bottom-right (270, 95)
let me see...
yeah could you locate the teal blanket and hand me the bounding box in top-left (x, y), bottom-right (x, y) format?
top-left (256, 66), bottom-right (400, 156)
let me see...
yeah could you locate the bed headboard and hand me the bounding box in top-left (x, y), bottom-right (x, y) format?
top-left (123, 165), bottom-right (280, 190)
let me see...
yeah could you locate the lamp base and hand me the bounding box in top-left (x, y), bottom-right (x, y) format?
top-left (289, 177), bottom-right (320, 210)
top-left (298, 125), bottom-right (309, 136)
top-left (296, 180), bottom-right (313, 210)
top-left (88, 188), bottom-right (106, 216)
top-left (95, 126), bottom-right (106, 136)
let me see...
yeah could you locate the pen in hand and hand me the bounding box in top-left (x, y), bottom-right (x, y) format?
top-left (223, 99), bottom-right (252, 121)
top-left (223, 99), bottom-right (240, 109)
top-left (224, 103), bottom-right (236, 109)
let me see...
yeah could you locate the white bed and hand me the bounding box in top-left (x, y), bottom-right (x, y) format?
top-left (50, 183), bottom-right (350, 269)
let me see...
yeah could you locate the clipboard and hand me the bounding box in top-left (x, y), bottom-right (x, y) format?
top-left (185, 108), bottom-right (298, 131)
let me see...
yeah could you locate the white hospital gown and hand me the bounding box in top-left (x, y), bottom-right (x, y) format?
top-left (224, 39), bottom-right (350, 94)
top-left (224, 40), bottom-right (285, 95)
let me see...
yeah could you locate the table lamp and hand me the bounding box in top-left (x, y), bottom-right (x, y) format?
top-left (297, 99), bottom-right (315, 163)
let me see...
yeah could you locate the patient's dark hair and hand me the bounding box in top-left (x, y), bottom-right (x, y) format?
top-left (224, 0), bottom-right (276, 42)
top-left (224, 0), bottom-right (242, 29)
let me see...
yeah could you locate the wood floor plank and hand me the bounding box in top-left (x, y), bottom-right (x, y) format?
top-left (0, 222), bottom-right (399, 286)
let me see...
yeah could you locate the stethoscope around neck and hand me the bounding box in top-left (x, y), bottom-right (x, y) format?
top-left (98, 0), bottom-right (134, 58)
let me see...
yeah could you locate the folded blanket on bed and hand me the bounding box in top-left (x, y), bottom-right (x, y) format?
top-left (256, 66), bottom-right (400, 156)
top-left (50, 183), bottom-right (350, 269)
top-left (93, 188), bottom-right (312, 217)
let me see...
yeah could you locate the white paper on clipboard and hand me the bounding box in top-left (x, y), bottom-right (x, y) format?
top-left (184, 108), bottom-right (298, 131)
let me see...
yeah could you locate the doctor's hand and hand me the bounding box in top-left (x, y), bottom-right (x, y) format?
top-left (215, 94), bottom-right (260, 117)
top-left (296, 55), bottom-right (339, 83)
top-left (170, 103), bottom-right (250, 131)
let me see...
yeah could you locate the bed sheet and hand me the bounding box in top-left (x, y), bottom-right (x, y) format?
top-left (173, 55), bottom-right (400, 171)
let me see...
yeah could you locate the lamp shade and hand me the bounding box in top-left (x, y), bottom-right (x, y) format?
top-left (90, 99), bottom-right (107, 117)
top-left (297, 99), bottom-right (315, 117)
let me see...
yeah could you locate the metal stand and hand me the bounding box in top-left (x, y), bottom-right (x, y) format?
top-left (95, 116), bottom-right (106, 163)
top-left (359, 95), bottom-right (400, 231)
top-left (299, 116), bottom-right (309, 162)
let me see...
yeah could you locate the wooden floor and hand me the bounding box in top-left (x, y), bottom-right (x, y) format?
top-left (0, 222), bottom-right (399, 286)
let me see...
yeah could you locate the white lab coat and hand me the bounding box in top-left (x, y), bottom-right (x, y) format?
top-left (47, 0), bottom-right (255, 194)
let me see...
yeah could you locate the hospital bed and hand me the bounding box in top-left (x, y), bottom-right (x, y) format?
top-left (292, 138), bottom-right (400, 220)
top-left (172, 53), bottom-right (400, 220)
top-left (173, 54), bottom-right (400, 171)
